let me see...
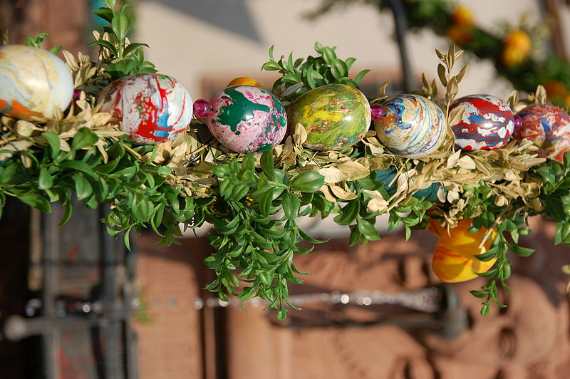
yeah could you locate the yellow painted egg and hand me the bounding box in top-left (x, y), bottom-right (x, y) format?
top-left (430, 219), bottom-right (497, 283)
top-left (227, 76), bottom-right (259, 87)
top-left (287, 84), bottom-right (371, 150)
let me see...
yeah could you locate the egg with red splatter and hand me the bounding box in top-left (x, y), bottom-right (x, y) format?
top-left (100, 74), bottom-right (193, 143)
top-left (206, 85), bottom-right (287, 153)
top-left (450, 95), bottom-right (514, 151)
top-left (514, 104), bottom-right (570, 162)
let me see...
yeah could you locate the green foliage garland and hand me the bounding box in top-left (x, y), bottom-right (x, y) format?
top-left (1, 0), bottom-right (569, 319)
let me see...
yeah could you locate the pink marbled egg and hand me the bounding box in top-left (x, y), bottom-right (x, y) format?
top-left (207, 86), bottom-right (287, 153)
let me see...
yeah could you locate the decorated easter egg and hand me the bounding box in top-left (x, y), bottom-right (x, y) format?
top-left (287, 84), bottom-right (371, 150)
top-left (0, 45), bottom-right (74, 120)
top-left (450, 95), bottom-right (514, 151)
top-left (373, 94), bottom-right (446, 158)
top-left (100, 73), bottom-right (193, 143)
top-left (430, 219), bottom-right (496, 283)
top-left (206, 86), bottom-right (287, 153)
top-left (227, 76), bottom-right (259, 87)
top-left (514, 104), bottom-right (570, 162)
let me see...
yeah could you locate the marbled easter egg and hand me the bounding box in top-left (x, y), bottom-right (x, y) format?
top-left (373, 94), bottom-right (446, 158)
top-left (514, 104), bottom-right (570, 162)
top-left (100, 73), bottom-right (193, 144)
top-left (207, 86), bottom-right (287, 153)
top-left (450, 95), bottom-right (514, 151)
top-left (0, 45), bottom-right (74, 120)
top-left (287, 84), bottom-right (371, 150)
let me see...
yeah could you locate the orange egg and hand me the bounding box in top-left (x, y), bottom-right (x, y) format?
top-left (430, 219), bottom-right (497, 283)
top-left (432, 245), bottom-right (497, 283)
top-left (227, 76), bottom-right (259, 87)
top-left (430, 219), bottom-right (494, 250)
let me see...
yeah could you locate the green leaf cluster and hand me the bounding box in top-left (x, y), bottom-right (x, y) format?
top-left (24, 32), bottom-right (61, 54)
top-left (93, 0), bottom-right (156, 79)
top-left (0, 128), bottom-right (192, 247)
top-left (535, 153), bottom-right (570, 245)
top-left (204, 150), bottom-right (326, 318)
top-left (470, 212), bottom-right (533, 316)
top-left (261, 43), bottom-right (369, 103)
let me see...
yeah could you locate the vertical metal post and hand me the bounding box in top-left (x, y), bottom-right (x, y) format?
top-left (99, 206), bottom-right (124, 379)
top-left (383, 0), bottom-right (414, 91)
top-left (539, 0), bottom-right (568, 60)
top-left (123, 238), bottom-right (139, 379)
top-left (41, 208), bottom-right (61, 379)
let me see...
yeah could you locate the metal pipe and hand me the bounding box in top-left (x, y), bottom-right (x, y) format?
top-left (383, 0), bottom-right (414, 91)
top-left (41, 209), bottom-right (60, 379)
top-left (123, 236), bottom-right (139, 379)
top-left (99, 206), bottom-right (123, 379)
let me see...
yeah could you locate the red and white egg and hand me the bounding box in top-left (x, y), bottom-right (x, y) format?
top-left (100, 73), bottom-right (193, 144)
top-left (514, 104), bottom-right (570, 162)
top-left (450, 95), bottom-right (515, 151)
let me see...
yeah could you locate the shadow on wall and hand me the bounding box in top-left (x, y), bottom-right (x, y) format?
top-left (145, 0), bottom-right (263, 44)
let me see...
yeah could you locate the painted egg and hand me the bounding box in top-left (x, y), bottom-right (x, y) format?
top-left (514, 104), bottom-right (570, 162)
top-left (287, 84), bottom-right (371, 150)
top-left (373, 94), bottom-right (446, 158)
top-left (430, 219), bottom-right (497, 283)
top-left (0, 45), bottom-right (74, 120)
top-left (450, 95), bottom-right (514, 151)
top-left (100, 73), bottom-right (193, 144)
top-left (207, 85), bottom-right (287, 153)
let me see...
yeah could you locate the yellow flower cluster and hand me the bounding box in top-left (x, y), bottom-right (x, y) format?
top-left (502, 30), bottom-right (532, 68)
top-left (447, 5), bottom-right (474, 45)
top-left (447, 5), bottom-right (532, 68)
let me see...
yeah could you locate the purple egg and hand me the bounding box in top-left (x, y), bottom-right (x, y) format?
top-left (514, 104), bottom-right (570, 162)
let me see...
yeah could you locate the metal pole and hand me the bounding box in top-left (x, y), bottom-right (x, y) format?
top-left (383, 0), bottom-right (414, 91)
top-left (123, 237), bottom-right (139, 379)
top-left (99, 206), bottom-right (123, 379)
top-left (41, 209), bottom-right (61, 379)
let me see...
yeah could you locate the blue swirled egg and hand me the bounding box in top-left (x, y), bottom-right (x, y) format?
top-left (373, 94), bottom-right (446, 158)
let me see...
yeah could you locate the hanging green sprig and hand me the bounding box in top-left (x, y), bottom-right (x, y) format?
top-left (262, 43), bottom-right (370, 103)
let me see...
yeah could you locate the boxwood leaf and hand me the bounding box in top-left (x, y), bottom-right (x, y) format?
top-left (290, 171), bottom-right (324, 193)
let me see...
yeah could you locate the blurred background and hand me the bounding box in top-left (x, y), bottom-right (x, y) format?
top-left (0, 0), bottom-right (570, 378)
